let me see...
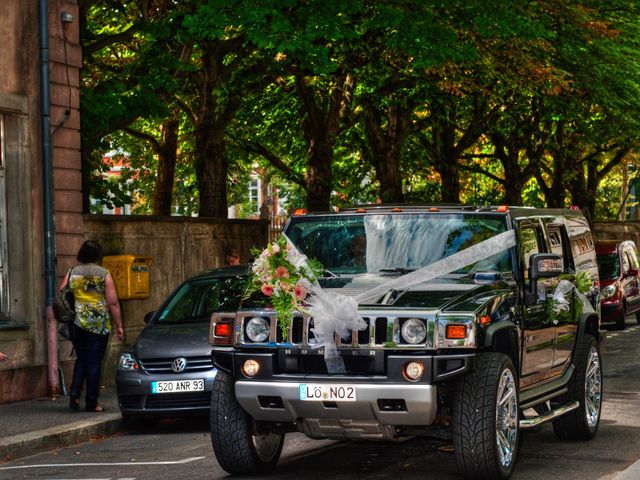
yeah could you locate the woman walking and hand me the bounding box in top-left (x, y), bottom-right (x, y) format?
top-left (60, 240), bottom-right (124, 412)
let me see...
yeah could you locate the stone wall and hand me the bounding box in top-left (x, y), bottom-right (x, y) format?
top-left (81, 215), bottom-right (269, 383)
top-left (593, 221), bottom-right (640, 246)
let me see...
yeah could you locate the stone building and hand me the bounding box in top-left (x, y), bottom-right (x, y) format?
top-left (0, 0), bottom-right (83, 403)
top-left (0, 0), bottom-right (270, 405)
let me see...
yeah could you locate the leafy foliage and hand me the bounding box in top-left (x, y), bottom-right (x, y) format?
top-left (80, 0), bottom-right (640, 222)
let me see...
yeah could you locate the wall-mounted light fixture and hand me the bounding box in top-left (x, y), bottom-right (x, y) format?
top-left (60, 12), bottom-right (73, 23)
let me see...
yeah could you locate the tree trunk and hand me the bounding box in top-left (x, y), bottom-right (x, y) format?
top-left (377, 151), bottom-right (404, 203)
top-left (305, 138), bottom-right (333, 212)
top-left (296, 72), bottom-right (354, 212)
top-left (503, 161), bottom-right (524, 205)
top-left (545, 159), bottom-right (568, 208)
top-left (195, 127), bottom-right (228, 218)
top-left (364, 104), bottom-right (408, 203)
top-left (152, 115), bottom-right (179, 216)
top-left (191, 40), bottom-right (241, 219)
top-left (432, 104), bottom-right (460, 203)
top-left (492, 134), bottom-right (532, 205)
top-left (438, 158), bottom-right (460, 203)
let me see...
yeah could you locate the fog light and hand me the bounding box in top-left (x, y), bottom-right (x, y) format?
top-left (242, 359), bottom-right (261, 377)
top-left (403, 361), bottom-right (424, 381)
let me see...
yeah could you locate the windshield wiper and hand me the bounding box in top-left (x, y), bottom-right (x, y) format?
top-left (323, 269), bottom-right (340, 278)
top-left (379, 267), bottom-right (416, 275)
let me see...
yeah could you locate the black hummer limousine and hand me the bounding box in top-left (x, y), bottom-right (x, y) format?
top-left (208, 205), bottom-right (604, 480)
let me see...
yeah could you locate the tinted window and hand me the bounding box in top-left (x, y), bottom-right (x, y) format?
top-left (597, 254), bottom-right (620, 280)
top-left (621, 251), bottom-right (631, 274)
top-left (157, 277), bottom-right (244, 324)
top-left (285, 213), bottom-right (510, 274)
top-left (625, 244), bottom-right (640, 270)
top-left (519, 225), bottom-right (543, 273)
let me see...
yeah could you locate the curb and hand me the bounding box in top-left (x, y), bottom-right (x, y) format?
top-left (0, 413), bottom-right (122, 462)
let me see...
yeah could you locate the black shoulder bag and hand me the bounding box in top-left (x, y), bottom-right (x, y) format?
top-left (54, 269), bottom-right (77, 342)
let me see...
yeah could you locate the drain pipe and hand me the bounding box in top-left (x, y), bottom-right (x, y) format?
top-left (38, 0), bottom-right (61, 397)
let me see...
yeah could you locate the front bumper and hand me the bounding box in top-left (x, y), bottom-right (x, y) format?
top-left (600, 302), bottom-right (623, 323)
top-left (235, 380), bottom-right (437, 427)
top-left (214, 349), bottom-right (476, 435)
top-left (116, 369), bottom-right (217, 417)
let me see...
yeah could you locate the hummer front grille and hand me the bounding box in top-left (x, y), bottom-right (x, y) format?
top-left (212, 310), bottom-right (436, 349)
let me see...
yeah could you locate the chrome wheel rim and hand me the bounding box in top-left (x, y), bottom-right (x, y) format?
top-left (496, 368), bottom-right (518, 468)
top-left (585, 346), bottom-right (602, 428)
top-left (252, 432), bottom-right (282, 462)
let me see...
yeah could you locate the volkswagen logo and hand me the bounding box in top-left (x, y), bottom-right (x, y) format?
top-left (171, 357), bottom-right (188, 373)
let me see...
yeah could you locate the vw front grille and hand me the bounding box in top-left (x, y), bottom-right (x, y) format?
top-left (139, 356), bottom-right (213, 374)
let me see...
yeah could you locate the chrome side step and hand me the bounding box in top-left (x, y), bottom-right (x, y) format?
top-left (519, 401), bottom-right (579, 430)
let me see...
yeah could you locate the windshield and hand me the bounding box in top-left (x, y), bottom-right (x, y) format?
top-left (597, 254), bottom-right (620, 280)
top-left (156, 276), bottom-right (245, 324)
top-left (285, 213), bottom-right (511, 275)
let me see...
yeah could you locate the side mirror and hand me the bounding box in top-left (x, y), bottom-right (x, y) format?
top-left (143, 311), bottom-right (155, 323)
top-left (529, 253), bottom-right (563, 280)
top-left (525, 253), bottom-right (563, 306)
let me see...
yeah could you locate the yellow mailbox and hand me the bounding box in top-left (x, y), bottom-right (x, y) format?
top-left (102, 255), bottom-right (152, 300)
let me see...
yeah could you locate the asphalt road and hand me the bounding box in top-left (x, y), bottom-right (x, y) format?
top-left (2, 318), bottom-right (640, 480)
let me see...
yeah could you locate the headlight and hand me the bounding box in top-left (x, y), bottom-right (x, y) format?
top-left (118, 352), bottom-right (139, 371)
top-left (245, 317), bottom-right (270, 342)
top-left (601, 285), bottom-right (616, 299)
top-left (401, 318), bottom-right (427, 344)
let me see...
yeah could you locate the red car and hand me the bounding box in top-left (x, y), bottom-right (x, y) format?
top-left (596, 240), bottom-right (640, 330)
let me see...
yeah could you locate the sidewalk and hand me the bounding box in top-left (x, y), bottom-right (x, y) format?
top-left (0, 386), bottom-right (122, 462)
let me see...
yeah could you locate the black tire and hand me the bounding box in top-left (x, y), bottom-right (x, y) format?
top-left (635, 310), bottom-right (640, 325)
top-left (615, 311), bottom-right (626, 330)
top-left (552, 334), bottom-right (602, 440)
top-left (453, 353), bottom-right (519, 480)
top-left (210, 372), bottom-right (284, 475)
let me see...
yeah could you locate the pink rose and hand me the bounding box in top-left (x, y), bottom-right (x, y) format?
top-left (261, 284), bottom-right (274, 297)
top-left (294, 284), bottom-right (307, 300)
top-left (272, 244), bottom-right (280, 254)
top-left (275, 266), bottom-right (290, 278)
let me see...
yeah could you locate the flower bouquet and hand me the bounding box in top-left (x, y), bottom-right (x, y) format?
top-left (246, 236), bottom-right (323, 339)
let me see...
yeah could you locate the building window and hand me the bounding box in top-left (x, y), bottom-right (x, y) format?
top-left (249, 177), bottom-right (259, 215)
top-left (0, 114), bottom-right (8, 319)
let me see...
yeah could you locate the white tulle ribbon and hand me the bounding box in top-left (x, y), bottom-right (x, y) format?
top-left (306, 291), bottom-right (367, 373)
top-left (286, 230), bottom-right (517, 373)
top-left (550, 279), bottom-right (595, 325)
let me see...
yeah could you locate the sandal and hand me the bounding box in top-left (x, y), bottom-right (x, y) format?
top-left (69, 397), bottom-right (80, 411)
top-left (87, 404), bottom-right (106, 412)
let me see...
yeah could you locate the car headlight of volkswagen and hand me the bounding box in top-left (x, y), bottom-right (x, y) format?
top-left (118, 352), bottom-right (139, 371)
